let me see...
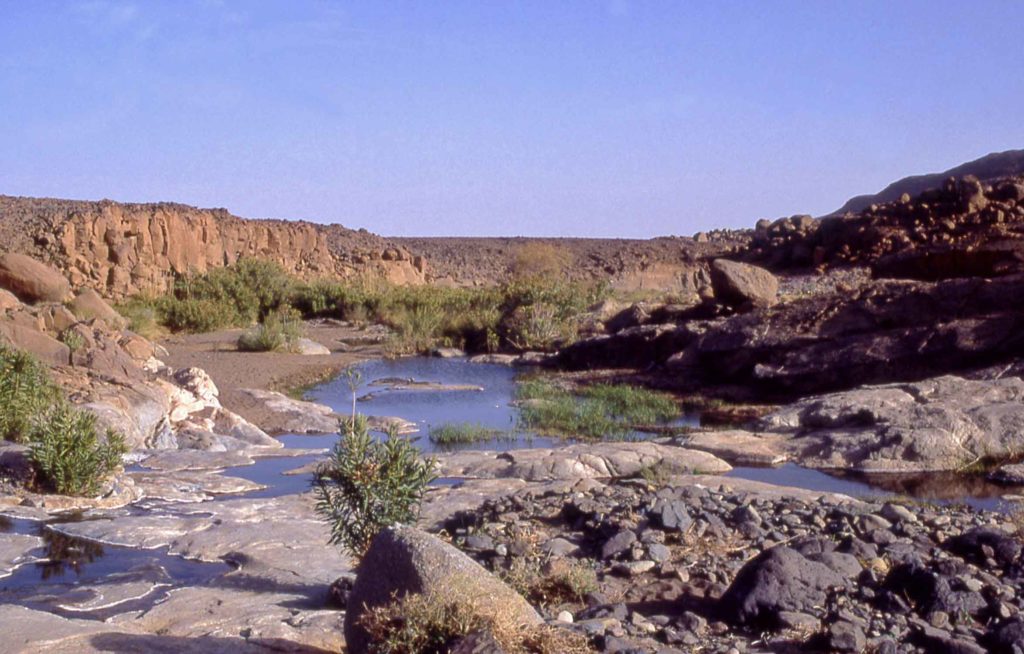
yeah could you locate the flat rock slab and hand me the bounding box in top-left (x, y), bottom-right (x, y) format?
top-left (364, 414), bottom-right (419, 434)
top-left (235, 388), bottom-right (340, 435)
top-left (436, 442), bottom-right (730, 481)
top-left (138, 450), bottom-right (255, 472)
top-left (366, 378), bottom-right (484, 393)
top-left (0, 604), bottom-right (129, 653)
top-left (682, 430), bottom-right (788, 466)
top-left (667, 474), bottom-right (863, 505)
top-left (129, 470), bottom-right (264, 503)
top-left (121, 586), bottom-right (346, 653)
top-left (0, 532), bottom-right (45, 577)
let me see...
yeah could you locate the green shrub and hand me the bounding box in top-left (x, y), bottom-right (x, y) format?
top-left (160, 297), bottom-right (238, 332)
top-left (314, 415), bottom-right (436, 558)
top-left (59, 329), bottom-right (84, 357)
top-left (237, 307), bottom-right (303, 352)
top-left (28, 402), bottom-right (127, 496)
top-left (0, 346), bottom-right (59, 443)
top-left (114, 296), bottom-right (163, 339)
top-left (0, 345), bottom-right (129, 496)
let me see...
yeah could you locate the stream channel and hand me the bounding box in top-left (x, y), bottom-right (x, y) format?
top-left (2, 356), bottom-right (1022, 618)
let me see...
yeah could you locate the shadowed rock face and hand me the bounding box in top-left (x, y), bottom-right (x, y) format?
top-left (0, 195), bottom-right (426, 298)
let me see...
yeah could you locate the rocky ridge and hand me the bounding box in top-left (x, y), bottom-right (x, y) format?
top-left (0, 195), bottom-right (427, 298)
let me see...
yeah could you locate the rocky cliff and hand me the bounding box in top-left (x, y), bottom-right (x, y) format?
top-left (0, 196), bottom-right (427, 298)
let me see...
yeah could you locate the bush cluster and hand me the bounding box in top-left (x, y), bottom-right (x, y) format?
top-left (236, 307), bottom-right (303, 352)
top-left (361, 590), bottom-right (590, 654)
top-left (0, 345), bottom-right (127, 496)
top-left (121, 256), bottom-right (607, 356)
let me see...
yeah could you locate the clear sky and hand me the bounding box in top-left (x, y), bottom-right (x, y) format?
top-left (2, 1), bottom-right (1023, 238)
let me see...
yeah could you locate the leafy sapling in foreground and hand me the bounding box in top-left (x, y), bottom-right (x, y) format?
top-left (313, 416), bottom-right (436, 558)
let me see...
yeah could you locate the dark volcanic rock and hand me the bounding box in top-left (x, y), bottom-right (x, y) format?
top-left (671, 273), bottom-right (1024, 400)
top-left (717, 544), bottom-right (849, 628)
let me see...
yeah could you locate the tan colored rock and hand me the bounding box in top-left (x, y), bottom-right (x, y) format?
top-left (710, 258), bottom-right (779, 308)
top-left (436, 442), bottom-right (731, 481)
top-left (0, 320), bottom-right (70, 365)
top-left (0, 288), bottom-right (20, 311)
top-left (0, 252), bottom-right (70, 303)
top-left (69, 288), bottom-right (127, 328)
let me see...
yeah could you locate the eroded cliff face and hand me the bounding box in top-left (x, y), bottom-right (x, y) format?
top-left (0, 196), bottom-right (426, 297)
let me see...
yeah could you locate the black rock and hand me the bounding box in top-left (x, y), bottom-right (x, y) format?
top-left (717, 545), bottom-right (848, 628)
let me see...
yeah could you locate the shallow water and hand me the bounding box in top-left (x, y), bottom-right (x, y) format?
top-left (727, 463), bottom-right (1017, 513)
top-left (0, 515), bottom-right (230, 618)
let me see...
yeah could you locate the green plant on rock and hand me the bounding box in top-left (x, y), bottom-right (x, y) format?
top-left (28, 402), bottom-right (127, 496)
top-left (0, 345), bottom-right (59, 443)
top-left (314, 415), bottom-right (436, 558)
top-left (59, 329), bottom-right (85, 359)
top-left (237, 307), bottom-right (303, 352)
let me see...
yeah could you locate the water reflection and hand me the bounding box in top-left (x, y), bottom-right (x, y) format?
top-left (36, 529), bottom-right (105, 580)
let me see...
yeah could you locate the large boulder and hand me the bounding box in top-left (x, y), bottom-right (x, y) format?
top-left (344, 526), bottom-right (542, 654)
top-left (718, 540), bottom-right (857, 628)
top-left (69, 288), bottom-right (127, 329)
top-left (0, 321), bottom-right (70, 365)
top-left (709, 259), bottom-right (778, 308)
top-left (0, 253), bottom-right (70, 303)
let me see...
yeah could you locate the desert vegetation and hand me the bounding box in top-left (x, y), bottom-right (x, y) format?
top-left (119, 257), bottom-right (607, 355)
top-left (360, 590), bottom-right (589, 654)
top-left (0, 345), bottom-right (126, 496)
top-left (515, 379), bottom-right (680, 440)
top-left (313, 413), bottom-right (436, 558)
top-left (236, 307), bottom-right (303, 352)
top-left (428, 422), bottom-right (507, 446)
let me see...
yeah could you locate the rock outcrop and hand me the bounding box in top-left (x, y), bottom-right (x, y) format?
top-left (0, 195), bottom-right (427, 298)
top-left (680, 375), bottom-right (1024, 472)
top-left (746, 173), bottom-right (1024, 277)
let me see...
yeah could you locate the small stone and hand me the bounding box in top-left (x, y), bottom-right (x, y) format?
top-left (613, 560), bottom-right (656, 576)
top-left (601, 530), bottom-right (637, 560)
top-left (556, 610), bottom-right (574, 624)
top-left (829, 621), bottom-right (866, 652)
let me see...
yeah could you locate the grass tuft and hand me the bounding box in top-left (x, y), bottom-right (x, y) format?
top-left (516, 379), bottom-right (680, 441)
top-left (429, 423), bottom-right (509, 446)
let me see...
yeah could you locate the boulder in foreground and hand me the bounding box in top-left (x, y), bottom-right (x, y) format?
top-left (344, 526), bottom-right (541, 654)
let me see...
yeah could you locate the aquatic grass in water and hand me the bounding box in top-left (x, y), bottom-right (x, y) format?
top-left (429, 423), bottom-right (511, 445)
top-left (516, 380), bottom-right (680, 440)
top-left (579, 383), bottom-right (679, 425)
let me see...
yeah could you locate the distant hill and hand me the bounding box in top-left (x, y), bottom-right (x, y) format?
top-left (831, 149), bottom-right (1024, 215)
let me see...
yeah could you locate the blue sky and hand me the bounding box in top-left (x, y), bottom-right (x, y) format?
top-left (1, 1), bottom-right (1022, 237)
